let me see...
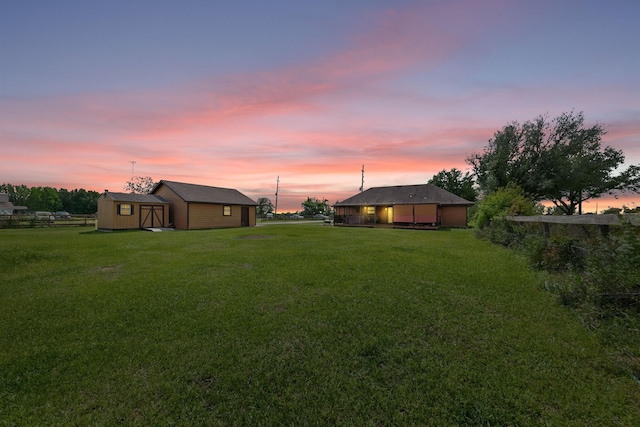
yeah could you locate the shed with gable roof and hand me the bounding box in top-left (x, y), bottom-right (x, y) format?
top-left (151, 180), bottom-right (257, 230)
top-left (97, 192), bottom-right (170, 230)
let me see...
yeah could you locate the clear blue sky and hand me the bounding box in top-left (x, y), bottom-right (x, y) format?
top-left (2, 0), bottom-right (639, 211)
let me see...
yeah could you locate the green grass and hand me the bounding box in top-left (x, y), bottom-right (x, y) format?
top-left (1, 225), bottom-right (639, 425)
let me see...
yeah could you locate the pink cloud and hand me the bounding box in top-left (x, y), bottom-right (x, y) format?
top-left (2, 0), bottom-right (638, 213)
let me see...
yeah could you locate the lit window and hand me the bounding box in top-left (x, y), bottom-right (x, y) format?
top-left (223, 205), bottom-right (231, 216)
top-left (366, 206), bottom-right (375, 215)
top-left (118, 204), bottom-right (133, 216)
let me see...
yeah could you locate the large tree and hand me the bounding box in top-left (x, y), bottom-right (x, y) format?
top-left (256, 197), bottom-right (274, 216)
top-left (124, 176), bottom-right (156, 194)
top-left (428, 168), bottom-right (478, 202)
top-left (467, 111), bottom-right (640, 214)
top-left (301, 197), bottom-right (329, 216)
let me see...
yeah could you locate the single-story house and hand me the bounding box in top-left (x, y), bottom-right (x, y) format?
top-left (151, 180), bottom-right (257, 230)
top-left (334, 184), bottom-right (474, 229)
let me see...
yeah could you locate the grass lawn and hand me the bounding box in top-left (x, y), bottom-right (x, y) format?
top-left (1, 225), bottom-right (639, 425)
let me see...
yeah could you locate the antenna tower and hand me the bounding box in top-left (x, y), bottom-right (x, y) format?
top-left (274, 176), bottom-right (280, 215)
top-left (359, 164), bottom-right (365, 192)
top-left (129, 160), bottom-right (136, 178)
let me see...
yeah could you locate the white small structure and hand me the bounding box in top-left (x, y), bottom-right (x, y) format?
top-left (0, 193), bottom-right (28, 215)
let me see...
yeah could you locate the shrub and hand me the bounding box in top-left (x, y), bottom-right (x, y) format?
top-left (521, 232), bottom-right (546, 269)
top-left (472, 185), bottom-right (541, 229)
top-left (542, 234), bottom-right (586, 272)
top-left (581, 223), bottom-right (640, 302)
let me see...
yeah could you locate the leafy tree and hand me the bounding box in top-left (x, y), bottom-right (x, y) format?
top-left (301, 197), bottom-right (329, 216)
top-left (472, 185), bottom-right (542, 229)
top-left (428, 168), bottom-right (478, 202)
top-left (467, 111), bottom-right (640, 214)
top-left (62, 188), bottom-right (100, 214)
top-left (256, 197), bottom-right (274, 216)
top-left (25, 186), bottom-right (62, 212)
top-left (1, 184), bottom-right (99, 213)
top-left (124, 176), bottom-right (156, 194)
top-left (0, 183), bottom-right (30, 207)
top-left (600, 207), bottom-right (622, 215)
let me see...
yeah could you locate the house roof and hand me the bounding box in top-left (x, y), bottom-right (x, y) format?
top-left (335, 184), bottom-right (474, 206)
top-left (153, 180), bottom-right (258, 206)
top-left (103, 192), bottom-right (169, 204)
top-left (0, 193), bottom-right (26, 212)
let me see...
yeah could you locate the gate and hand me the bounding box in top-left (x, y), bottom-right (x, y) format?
top-left (140, 205), bottom-right (165, 228)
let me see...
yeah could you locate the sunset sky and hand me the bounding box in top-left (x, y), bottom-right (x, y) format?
top-left (2, 0), bottom-right (639, 212)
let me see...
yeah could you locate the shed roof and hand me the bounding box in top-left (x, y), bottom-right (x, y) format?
top-left (335, 184), bottom-right (474, 206)
top-left (103, 192), bottom-right (169, 204)
top-left (153, 180), bottom-right (258, 206)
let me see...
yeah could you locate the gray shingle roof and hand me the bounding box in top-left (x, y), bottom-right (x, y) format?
top-left (335, 184), bottom-right (474, 206)
top-left (154, 180), bottom-right (258, 205)
top-left (104, 192), bottom-right (169, 203)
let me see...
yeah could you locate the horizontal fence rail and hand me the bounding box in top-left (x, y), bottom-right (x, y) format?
top-left (507, 214), bottom-right (640, 226)
top-left (0, 215), bottom-right (96, 228)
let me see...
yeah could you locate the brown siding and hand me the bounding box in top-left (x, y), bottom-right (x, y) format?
top-left (153, 183), bottom-right (256, 230)
top-left (394, 205), bottom-right (413, 222)
top-left (154, 184), bottom-right (188, 229)
top-left (440, 205), bottom-right (468, 227)
top-left (97, 195), bottom-right (114, 230)
top-left (248, 206), bottom-right (256, 226)
top-left (188, 203), bottom-right (253, 229)
top-left (97, 197), bottom-right (169, 230)
top-left (414, 204), bottom-right (437, 223)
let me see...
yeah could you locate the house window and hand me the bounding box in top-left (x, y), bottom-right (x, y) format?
top-left (118, 203), bottom-right (133, 216)
top-left (223, 205), bottom-right (231, 216)
top-left (365, 206), bottom-right (375, 215)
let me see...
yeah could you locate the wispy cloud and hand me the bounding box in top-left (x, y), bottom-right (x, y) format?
top-left (2, 0), bottom-right (639, 211)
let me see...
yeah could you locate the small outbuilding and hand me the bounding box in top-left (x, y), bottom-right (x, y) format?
top-left (151, 180), bottom-right (257, 230)
top-left (334, 184), bottom-right (474, 229)
top-left (0, 193), bottom-right (27, 215)
top-left (97, 192), bottom-right (170, 231)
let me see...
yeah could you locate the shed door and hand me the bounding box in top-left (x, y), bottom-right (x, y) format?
top-left (140, 205), bottom-right (165, 228)
top-left (241, 207), bottom-right (249, 227)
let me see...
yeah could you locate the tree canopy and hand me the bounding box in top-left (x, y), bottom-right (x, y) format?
top-left (256, 197), bottom-right (274, 216)
top-left (467, 111), bottom-right (640, 214)
top-left (301, 197), bottom-right (329, 216)
top-left (124, 176), bottom-right (156, 194)
top-left (1, 183), bottom-right (100, 214)
top-left (428, 168), bottom-right (478, 202)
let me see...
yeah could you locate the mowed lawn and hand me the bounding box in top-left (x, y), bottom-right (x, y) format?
top-left (1, 225), bottom-right (638, 425)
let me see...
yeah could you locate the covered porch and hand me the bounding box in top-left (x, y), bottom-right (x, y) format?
top-left (333, 204), bottom-right (440, 229)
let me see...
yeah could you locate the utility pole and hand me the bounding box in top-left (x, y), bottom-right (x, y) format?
top-left (359, 164), bottom-right (365, 192)
top-left (274, 176), bottom-right (280, 216)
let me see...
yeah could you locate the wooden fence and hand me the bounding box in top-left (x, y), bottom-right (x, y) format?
top-left (506, 214), bottom-right (640, 238)
top-left (0, 215), bottom-right (96, 229)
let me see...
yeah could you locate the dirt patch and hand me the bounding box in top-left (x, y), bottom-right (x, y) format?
top-left (94, 264), bottom-right (122, 272)
top-left (237, 234), bottom-right (270, 240)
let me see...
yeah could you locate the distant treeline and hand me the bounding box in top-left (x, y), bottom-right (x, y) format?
top-left (1, 183), bottom-right (100, 214)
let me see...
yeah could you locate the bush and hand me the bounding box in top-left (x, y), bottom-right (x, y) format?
top-left (472, 185), bottom-right (541, 229)
top-left (581, 223), bottom-right (640, 301)
top-left (521, 232), bottom-right (546, 269)
top-left (542, 234), bottom-right (586, 272)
